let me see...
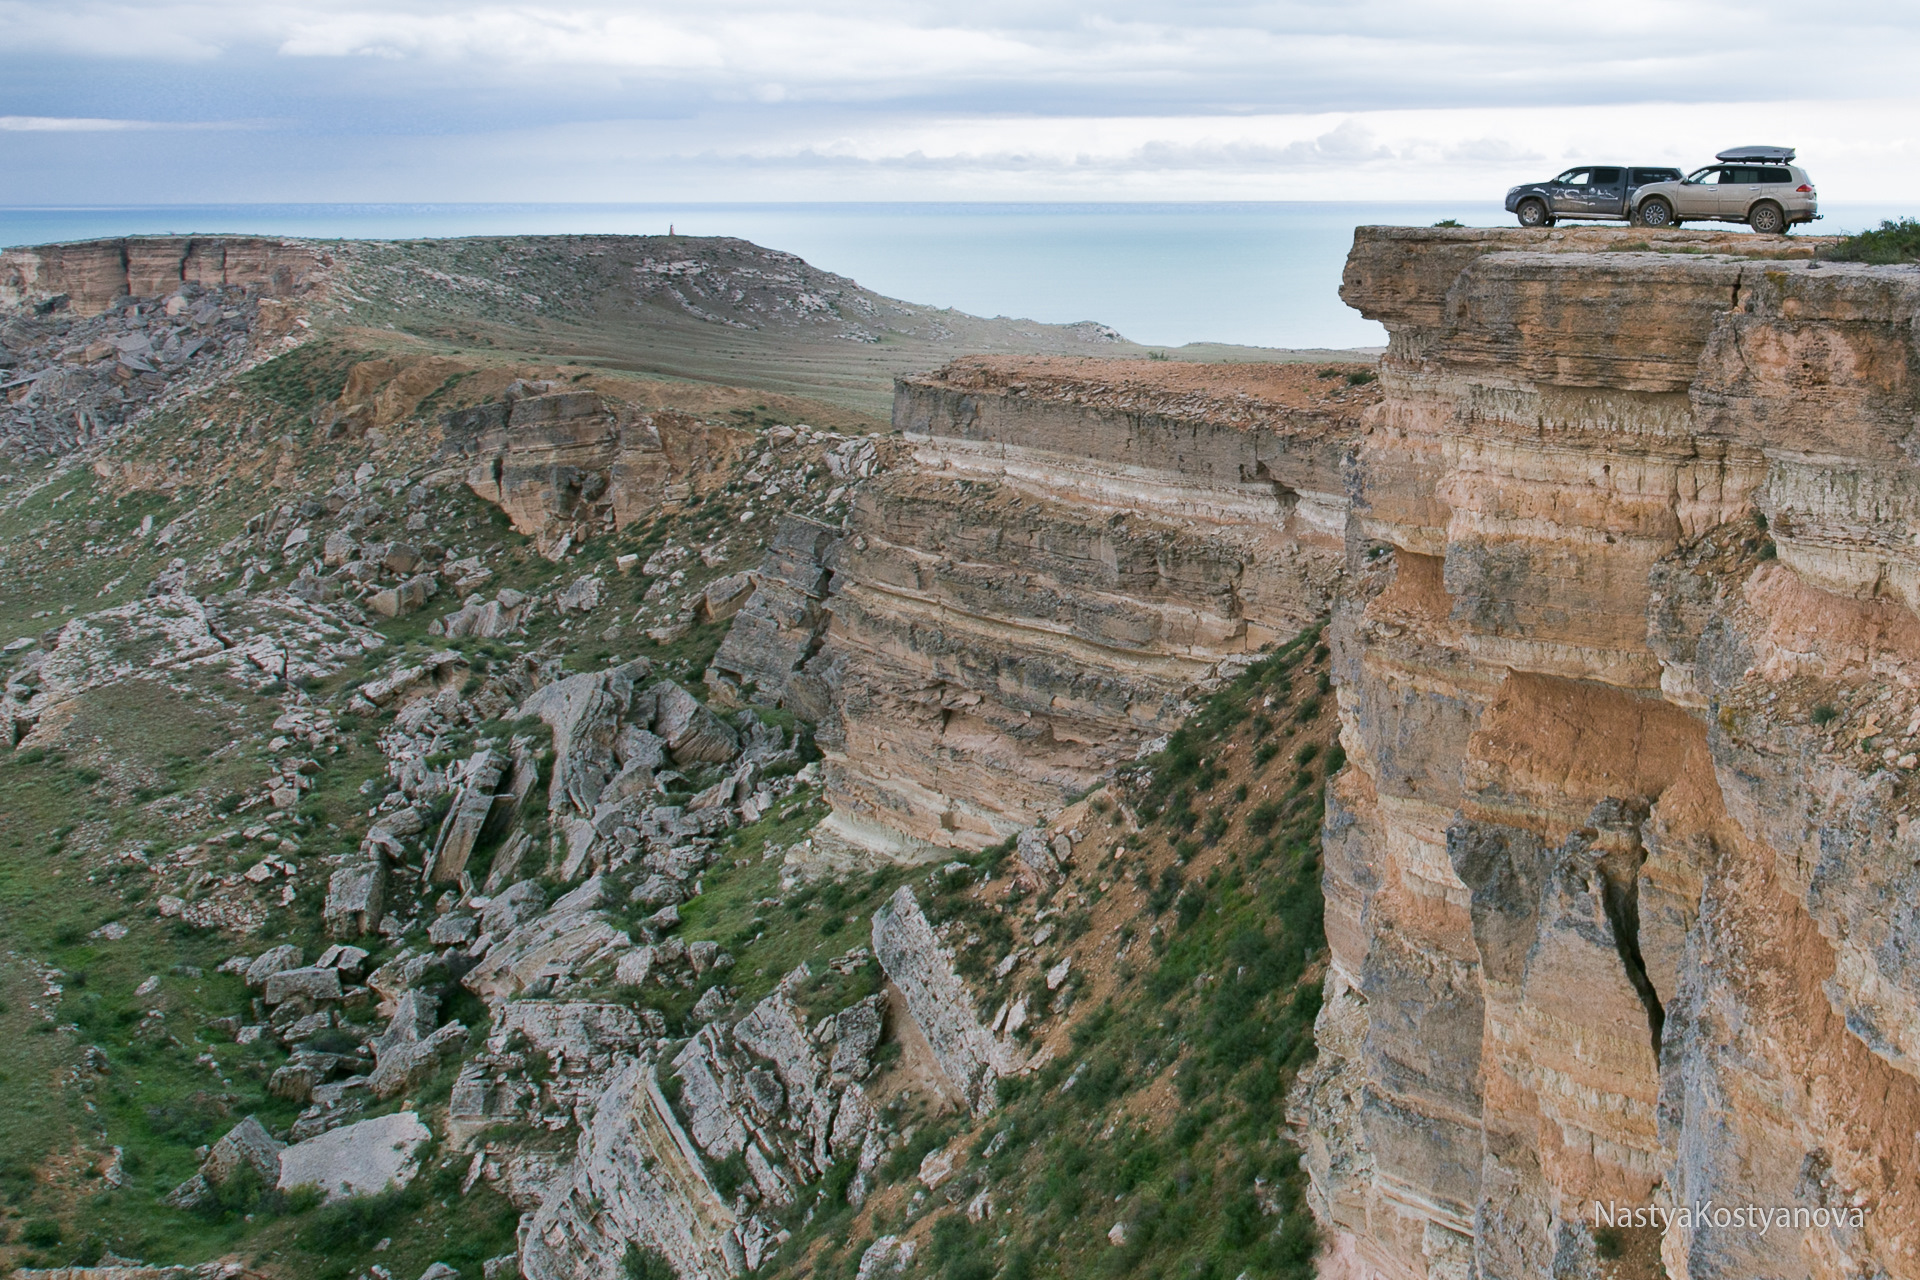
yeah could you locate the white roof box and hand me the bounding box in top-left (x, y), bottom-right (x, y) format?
top-left (1717, 145), bottom-right (1795, 163)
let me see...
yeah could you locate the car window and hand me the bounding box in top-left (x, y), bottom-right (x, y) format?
top-left (1554, 169), bottom-right (1591, 186)
top-left (1591, 167), bottom-right (1624, 185)
top-left (1757, 167), bottom-right (1792, 184)
top-left (1685, 167), bottom-right (1718, 184)
top-left (1630, 169), bottom-right (1676, 185)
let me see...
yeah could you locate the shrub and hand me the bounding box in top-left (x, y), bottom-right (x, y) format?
top-left (21, 1218), bottom-right (61, 1248)
top-left (1811, 703), bottom-right (1840, 726)
top-left (624, 1245), bottom-right (676, 1280)
top-left (1148, 866), bottom-right (1184, 915)
top-left (1175, 890), bottom-right (1206, 930)
top-left (709, 1150), bottom-right (749, 1199)
top-left (1824, 218), bottom-right (1920, 264)
top-left (1246, 801), bottom-right (1282, 836)
top-left (299, 1185), bottom-right (419, 1252)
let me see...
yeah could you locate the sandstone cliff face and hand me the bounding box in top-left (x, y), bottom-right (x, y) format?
top-left (1297, 227), bottom-right (1920, 1280)
top-left (808, 357), bottom-right (1370, 859)
top-left (436, 388), bottom-right (751, 557)
top-left (0, 237), bottom-right (328, 316)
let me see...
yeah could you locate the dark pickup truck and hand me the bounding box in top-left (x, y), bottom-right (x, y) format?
top-left (1504, 166), bottom-right (1683, 227)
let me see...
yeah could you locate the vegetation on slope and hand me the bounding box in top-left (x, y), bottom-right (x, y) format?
top-left (743, 626), bottom-right (1338, 1280)
top-left (0, 333), bottom-right (883, 1277)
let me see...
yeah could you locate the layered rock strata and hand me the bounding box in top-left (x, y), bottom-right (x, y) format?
top-left (436, 388), bottom-right (751, 558)
top-left (0, 236), bottom-right (328, 316)
top-left (1296, 226), bottom-right (1920, 1280)
top-left (0, 239), bottom-right (320, 459)
top-left (808, 357), bottom-right (1372, 859)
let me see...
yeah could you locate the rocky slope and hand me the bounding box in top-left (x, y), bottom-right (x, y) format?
top-left (1296, 225), bottom-right (1920, 1280)
top-left (0, 231), bottom-right (1361, 1280)
top-left (0, 237), bottom-right (325, 459)
top-left (13, 217), bottom-right (1918, 1280)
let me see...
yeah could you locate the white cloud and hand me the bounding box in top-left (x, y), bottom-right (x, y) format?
top-left (0, 115), bottom-right (242, 131)
top-left (4, 0), bottom-right (1918, 105)
top-left (0, 1), bottom-right (1917, 201)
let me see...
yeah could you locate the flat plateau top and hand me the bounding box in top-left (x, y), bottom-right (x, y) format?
top-left (1355, 223), bottom-right (1840, 259)
top-left (904, 354), bottom-right (1383, 426)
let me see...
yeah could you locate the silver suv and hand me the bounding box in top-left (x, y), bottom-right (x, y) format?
top-left (1630, 147), bottom-right (1817, 233)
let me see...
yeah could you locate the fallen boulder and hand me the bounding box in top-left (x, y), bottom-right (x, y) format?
top-left (277, 1110), bottom-right (431, 1202)
top-left (163, 1114), bottom-right (284, 1209)
top-left (263, 966), bottom-right (343, 1006)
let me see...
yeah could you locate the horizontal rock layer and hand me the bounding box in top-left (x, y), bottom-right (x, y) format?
top-left (0, 237), bottom-right (329, 316)
top-left (810, 357), bottom-right (1371, 857)
top-left (1298, 226), bottom-right (1920, 1280)
top-left (436, 389), bottom-right (751, 557)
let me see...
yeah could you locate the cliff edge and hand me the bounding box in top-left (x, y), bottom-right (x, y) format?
top-left (1297, 226), bottom-right (1920, 1280)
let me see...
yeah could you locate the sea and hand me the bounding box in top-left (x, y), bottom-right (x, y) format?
top-left (1, 201), bottom-right (1909, 351)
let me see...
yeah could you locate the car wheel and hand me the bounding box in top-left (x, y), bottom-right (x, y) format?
top-left (1748, 202), bottom-right (1786, 235)
top-left (1636, 198), bottom-right (1674, 229)
top-left (1516, 199), bottom-right (1549, 228)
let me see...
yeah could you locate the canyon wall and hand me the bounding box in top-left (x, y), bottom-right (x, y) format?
top-left (0, 236), bottom-right (329, 315)
top-left (1296, 226), bottom-right (1920, 1279)
top-left (806, 357), bottom-right (1370, 860)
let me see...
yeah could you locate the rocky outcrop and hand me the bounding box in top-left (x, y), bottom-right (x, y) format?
top-left (436, 390), bottom-right (750, 557)
top-left (516, 972), bottom-right (889, 1280)
top-left (0, 237), bottom-right (328, 316)
top-left (707, 515), bottom-right (839, 713)
top-left (164, 1116), bottom-right (284, 1209)
top-left (276, 1110), bottom-right (431, 1202)
top-left (0, 238), bottom-right (328, 459)
top-left (871, 886), bottom-right (1017, 1115)
top-left (1295, 226), bottom-right (1920, 1280)
top-left (807, 357), bottom-right (1371, 859)
top-left (518, 1059), bottom-right (740, 1280)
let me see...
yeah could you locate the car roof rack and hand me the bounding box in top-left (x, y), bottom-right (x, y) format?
top-left (1716, 145), bottom-right (1795, 163)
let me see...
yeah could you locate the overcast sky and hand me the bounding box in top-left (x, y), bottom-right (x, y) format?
top-left (3, 0), bottom-right (1918, 203)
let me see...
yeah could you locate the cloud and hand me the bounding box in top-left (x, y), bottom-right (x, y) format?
top-left (0, 1), bottom-right (1916, 200)
top-left (4, 0), bottom-right (1918, 110)
top-left (0, 115), bottom-right (244, 131)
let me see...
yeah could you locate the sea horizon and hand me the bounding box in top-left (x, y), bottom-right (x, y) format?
top-left (3, 200), bottom-right (1909, 350)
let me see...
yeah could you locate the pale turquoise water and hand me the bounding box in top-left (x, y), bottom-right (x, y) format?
top-left (1, 202), bottom-right (1908, 350)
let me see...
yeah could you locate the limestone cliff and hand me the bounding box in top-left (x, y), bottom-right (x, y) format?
top-left (805, 357), bottom-right (1372, 860)
top-left (1296, 227), bottom-right (1920, 1280)
top-left (435, 386), bottom-right (752, 558)
top-left (0, 236), bottom-right (329, 317)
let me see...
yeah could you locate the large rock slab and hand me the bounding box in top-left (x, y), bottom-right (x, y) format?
top-left (516, 1062), bottom-right (740, 1280)
top-left (277, 1110), bottom-right (431, 1202)
top-left (871, 886), bottom-right (1015, 1115)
